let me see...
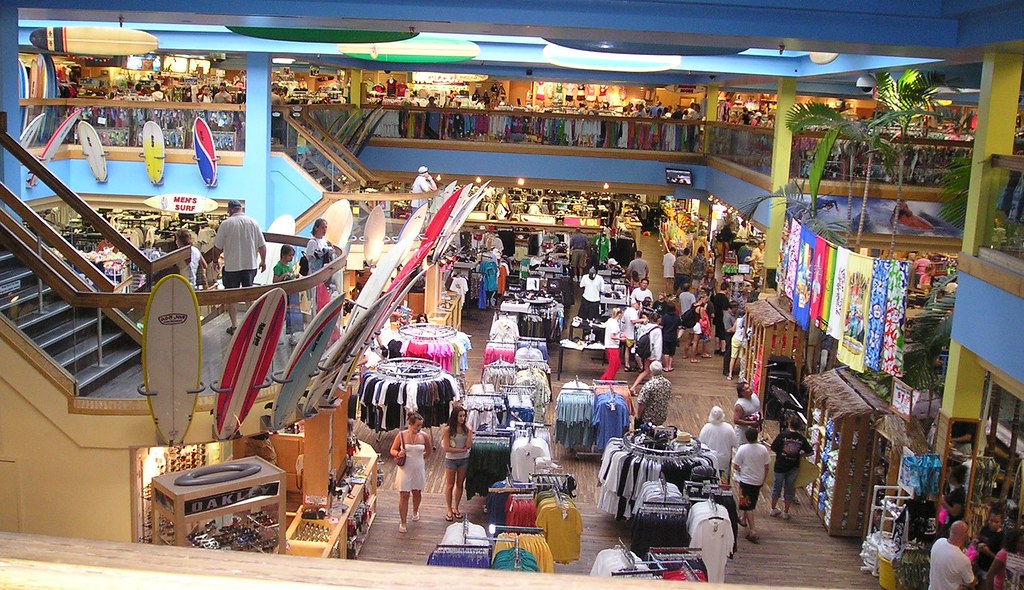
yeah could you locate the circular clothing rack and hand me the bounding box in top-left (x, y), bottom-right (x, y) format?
top-left (375, 356), bottom-right (444, 381)
top-left (398, 322), bottom-right (458, 341)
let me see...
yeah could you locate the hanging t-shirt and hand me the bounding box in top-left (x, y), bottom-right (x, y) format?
top-left (511, 436), bottom-right (551, 482)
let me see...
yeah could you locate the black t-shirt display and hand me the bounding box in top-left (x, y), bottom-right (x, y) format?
top-left (771, 430), bottom-right (812, 473)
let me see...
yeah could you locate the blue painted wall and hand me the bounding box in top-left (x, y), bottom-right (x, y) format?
top-left (705, 167), bottom-right (771, 227)
top-left (951, 273), bottom-right (1024, 386)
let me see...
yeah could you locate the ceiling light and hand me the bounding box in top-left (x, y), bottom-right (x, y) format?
top-left (603, 183), bottom-right (610, 190)
top-left (808, 52), bottom-right (839, 65)
top-left (542, 44), bottom-right (681, 72)
top-left (517, 178), bottom-right (525, 186)
top-left (339, 34), bottom-right (480, 63)
top-left (475, 177), bottom-right (482, 183)
top-left (272, 57), bottom-right (295, 65)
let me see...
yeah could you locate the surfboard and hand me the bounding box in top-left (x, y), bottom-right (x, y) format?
top-left (397, 203), bottom-right (428, 247)
top-left (77, 120), bottom-right (107, 183)
top-left (20, 113), bottom-right (45, 148)
top-left (214, 288), bottom-right (287, 440)
top-left (435, 181), bottom-right (491, 257)
top-left (142, 274), bottom-right (202, 446)
top-left (141, 120), bottom-right (166, 185)
top-left (256, 215), bottom-right (296, 286)
top-left (27, 108), bottom-right (82, 188)
top-left (269, 294), bottom-right (345, 430)
top-left (362, 204), bottom-right (386, 266)
top-left (29, 26), bottom-right (159, 55)
top-left (193, 117), bottom-right (218, 187)
top-left (322, 199), bottom-right (353, 254)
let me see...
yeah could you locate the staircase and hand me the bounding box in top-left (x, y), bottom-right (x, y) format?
top-left (0, 247), bottom-right (141, 397)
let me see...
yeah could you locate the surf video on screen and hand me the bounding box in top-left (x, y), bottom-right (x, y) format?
top-left (666, 168), bottom-right (692, 186)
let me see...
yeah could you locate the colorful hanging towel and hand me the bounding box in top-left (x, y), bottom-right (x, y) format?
top-left (827, 247), bottom-right (850, 340)
top-left (810, 236), bottom-right (831, 327)
top-left (784, 219), bottom-right (801, 300)
top-left (882, 261), bottom-right (910, 376)
top-left (792, 225), bottom-right (815, 331)
top-left (864, 259), bottom-right (890, 371)
top-left (837, 252), bottom-right (873, 372)
top-left (776, 219), bottom-right (793, 290)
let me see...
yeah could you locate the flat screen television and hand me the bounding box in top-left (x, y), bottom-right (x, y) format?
top-left (666, 168), bottom-right (693, 185)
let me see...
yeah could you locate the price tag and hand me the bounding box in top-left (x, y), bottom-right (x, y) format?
top-left (97, 116), bottom-right (107, 126)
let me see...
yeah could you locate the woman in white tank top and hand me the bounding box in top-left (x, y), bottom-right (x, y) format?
top-left (441, 407), bottom-right (473, 521)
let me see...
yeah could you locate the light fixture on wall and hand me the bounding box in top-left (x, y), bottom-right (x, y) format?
top-left (603, 182), bottom-right (610, 190)
top-left (808, 52), bottom-right (840, 65)
top-left (272, 57), bottom-right (295, 65)
top-left (475, 177), bottom-right (482, 183)
top-left (517, 178), bottom-right (525, 186)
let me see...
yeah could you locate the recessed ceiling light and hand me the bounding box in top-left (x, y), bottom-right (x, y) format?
top-left (808, 52), bottom-right (839, 65)
top-left (475, 177), bottom-right (482, 183)
top-left (272, 57), bottom-right (295, 65)
top-left (603, 182), bottom-right (610, 190)
top-left (517, 178), bottom-right (525, 186)
top-left (542, 43), bottom-right (681, 72)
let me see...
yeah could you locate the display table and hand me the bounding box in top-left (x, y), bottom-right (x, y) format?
top-left (557, 339), bottom-right (607, 379)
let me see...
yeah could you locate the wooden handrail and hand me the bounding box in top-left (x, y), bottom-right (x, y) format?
top-left (993, 154), bottom-right (1024, 173)
top-left (303, 102), bottom-right (707, 125)
top-left (298, 109), bottom-right (377, 181)
top-left (279, 113), bottom-right (368, 187)
top-left (0, 114), bottom-right (191, 275)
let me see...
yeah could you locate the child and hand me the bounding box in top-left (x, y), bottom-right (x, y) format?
top-left (274, 245), bottom-right (303, 341)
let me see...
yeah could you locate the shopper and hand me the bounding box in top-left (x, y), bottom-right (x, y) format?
top-left (570, 228), bottom-right (589, 280)
top-left (390, 412), bottom-right (431, 533)
top-left (974, 504), bottom-right (1005, 583)
top-left (441, 408), bottom-right (473, 522)
top-left (733, 380), bottom-right (762, 445)
top-left (579, 267), bottom-right (605, 321)
top-left (660, 302), bottom-right (681, 372)
top-left (627, 250), bottom-right (649, 284)
top-left (722, 301), bottom-right (738, 376)
top-left (986, 526), bottom-right (1022, 590)
top-left (712, 282), bottom-right (731, 354)
top-left (691, 246), bottom-right (708, 287)
top-left (769, 413), bottom-right (812, 520)
top-left (630, 312), bottom-right (662, 393)
top-left (150, 83), bottom-right (164, 101)
top-left (636, 361), bottom-right (671, 426)
top-left (929, 521), bottom-right (976, 590)
top-left (686, 293), bottom-right (710, 363)
top-left (273, 245), bottom-right (303, 340)
top-left (621, 299), bottom-right (641, 372)
top-left (213, 83), bottom-right (232, 104)
top-left (672, 248), bottom-right (691, 294)
top-left (696, 293), bottom-right (714, 359)
top-left (728, 308), bottom-right (747, 380)
top-left (410, 165), bottom-right (438, 209)
top-left (939, 464), bottom-right (969, 538)
top-left (699, 406), bottom-right (738, 482)
top-left (174, 228), bottom-right (207, 288)
top-left (732, 427), bottom-right (769, 543)
top-left (211, 199), bottom-right (267, 335)
top-left (600, 308), bottom-right (624, 381)
top-left (662, 248), bottom-right (676, 294)
top-left (631, 277), bottom-right (653, 306)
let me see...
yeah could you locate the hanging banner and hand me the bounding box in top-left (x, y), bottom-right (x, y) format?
top-left (827, 247), bottom-right (850, 340)
top-left (838, 252), bottom-right (872, 372)
top-left (811, 236), bottom-right (832, 326)
top-left (882, 260), bottom-right (911, 376)
top-left (793, 225), bottom-right (815, 331)
top-left (865, 258), bottom-right (890, 371)
top-left (784, 218), bottom-right (801, 301)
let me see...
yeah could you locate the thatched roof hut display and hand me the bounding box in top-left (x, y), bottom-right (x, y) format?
top-left (743, 298), bottom-right (805, 407)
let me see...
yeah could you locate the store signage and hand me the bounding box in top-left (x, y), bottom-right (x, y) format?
top-left (144, 195), bottom-right (220, 215)
top-left (897, 446), bottom-right (916, 497)
top-left (184, 481), bottom-right (280, 516)
top-left (891, 377), bottom-right (921, 421)
top-left (0, 279), bottom-right (20, 297)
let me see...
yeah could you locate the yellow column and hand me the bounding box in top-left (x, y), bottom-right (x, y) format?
top-left (961, 52), bottom-right (1024, 255)
top-left (702, 83), bottom-right (719, 155)
top-left (942, 52), bottom-right (1023, 420)
top-left (348, 69), bottom-right (363, 107)
top-left (763, 77), bottom-right (796, 278)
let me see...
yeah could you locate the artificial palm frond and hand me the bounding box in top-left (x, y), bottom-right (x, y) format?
top-left (938, 156), bottom-right (972, 230)
top-left (739, 181), bottom-right (850, 246)
top-left (875, 70), bottom-right (939, 121)
top-left (901, 273), bottom-right (957, 394)
top-left (786, 102), bottom-right (846, 132)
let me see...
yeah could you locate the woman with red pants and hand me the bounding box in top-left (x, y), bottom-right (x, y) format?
top-left (600, 308), bottom-right (624, 381)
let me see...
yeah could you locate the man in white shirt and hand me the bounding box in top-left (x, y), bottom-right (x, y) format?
top-left (662, 249), bottom-right (676, 294)
top-left (630, 312), bottom-right (662, 394)
top-left (150, 83), bottom-right (164, 101)
top-left (621, 299), bottom-right (641, 372)
top-left (929, 521), bottom-right (976, 590)
top-left (212, 199), bottom-right (267, 334)
top-left (732, 427), bottom-right (770, 544)
top-left (630, 277), bottom-right (654, 307)
top-left (410, 165), bottom-right (437, 209)
top-left (578, 267), bottom-right (605, 321)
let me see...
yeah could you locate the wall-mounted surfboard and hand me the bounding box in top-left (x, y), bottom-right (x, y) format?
top-left (193, 117), bottom-right (218, 187)
top-left (213, 289), bottom-right (286, 440)
top-left (141, 274), bottom-right (202, 446)
top-left (322, 199), bottom-right (353, 255)
top-left (256, 215), bottom-right (295, 286)
top-left (77, 120), bottom-right (107, 183)
top-left (141, 121), bottom-right (166, 185)
top-left (27, 108), bottom-right (82, 188)
top-left (29, 27), bottom-right (159, 55)
top-left (362, 204), bottom-right (386, 266)
top-left (20, 113), bottom-right (45, 148)
top-left (269, 294), bottom-right (345, 430)
top-left (144, 194), bottom-right (219, 215)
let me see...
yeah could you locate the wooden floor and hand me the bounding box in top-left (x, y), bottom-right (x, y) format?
top-left (355, 233), bottom-right (876, 588)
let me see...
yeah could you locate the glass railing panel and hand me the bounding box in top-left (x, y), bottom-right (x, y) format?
top-left (705, 123), bottom-right (774, 175)
top-left (984, 157), bottom-right (1024, 261)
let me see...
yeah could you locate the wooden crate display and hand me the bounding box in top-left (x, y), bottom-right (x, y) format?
top-left (151, 456), bottom-right (286, 553)
top-left (805, 369), bottom-right (890, 537)
top-left (743, 298), bottom-right (804, 400)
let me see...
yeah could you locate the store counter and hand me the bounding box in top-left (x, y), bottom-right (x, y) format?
top-left (556, 338), bottom-right (607, 379)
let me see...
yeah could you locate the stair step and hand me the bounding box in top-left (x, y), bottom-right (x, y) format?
top-left (0, 283), bottom-right (55, 314)
top-left (35, 315), bottom-right (100, 351)
top-left (0, 266), bottom-right (34, 286)
top-left (76, 345), bottom-right (143, 397)
top-left (0, 251), bottom-right (16, 267)
top-left (14, 300), bottom-right (72, 332)
top-left (52, 331), bottom-right (125, 370)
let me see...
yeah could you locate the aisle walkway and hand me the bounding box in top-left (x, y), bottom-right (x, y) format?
top-left (355, 232), bottom-right (874, 587)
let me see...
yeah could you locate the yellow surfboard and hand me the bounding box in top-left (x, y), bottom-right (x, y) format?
top-left (141, 121), bottom-right (165, 185)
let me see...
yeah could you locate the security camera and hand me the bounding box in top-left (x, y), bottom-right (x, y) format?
top-left (526, 68), bottom-right (533, 76)
top-left (856, 74), bottom-right (876, 94)
top-left (709, 74), bottom-right (717, 80)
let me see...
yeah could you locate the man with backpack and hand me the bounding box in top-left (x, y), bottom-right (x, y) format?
top-left (630, 312), bottom-right (662, 393)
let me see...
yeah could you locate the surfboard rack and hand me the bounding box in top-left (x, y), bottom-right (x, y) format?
top-left (270, 370), bottom-right (293, 385)
top-left (137, 384), bottom-right (156, 396)
top-left (208, 381), bottom-right (231, 394)
top-left (187, 382), bottom-right (207, 394)
top-left (255, 377), bottom-right (275, 390)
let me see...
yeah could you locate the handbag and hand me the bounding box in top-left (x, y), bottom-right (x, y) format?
top-left (395, 432), bottom-right (406, 467)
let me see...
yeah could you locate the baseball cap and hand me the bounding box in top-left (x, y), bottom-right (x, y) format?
top-left (607, 258), bottom-right (618, 266)
top-left (417, 166), bottom-right (429, 174)
top-left (227, 199), bottom-right (242, 209)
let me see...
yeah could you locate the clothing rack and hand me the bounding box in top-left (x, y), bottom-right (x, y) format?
top-left (399, 322), bottom-right (458, 341)
top-left (375, 357), bottom-right (444, 380)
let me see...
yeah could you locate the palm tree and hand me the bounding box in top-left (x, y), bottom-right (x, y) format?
top-left (740, 181), bottom-right (850, 247)
top-left (873, 70), bottom-right (940, 257)
top-left (938, 156), bottom-right (971, 230)
top-left (901, 273), bottom-right (956, 395)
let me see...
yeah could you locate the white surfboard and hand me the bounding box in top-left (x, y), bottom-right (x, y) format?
top-left (19, 113), bottom-right (45, 148)
top-left (269, 294), bottom-right (346, 430)
top-left (362, 204), bottom-right (386, 266)
top-left (77, 120), bottom-right (107, 182)
top-left (257, 215), bottom-right (296, 286)
top-left (323, 200), bottom-right (353, 251)
top-left (142, 274), bottom-right (202, 445)
top-left (28, 108), bottom-right (81, 187)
